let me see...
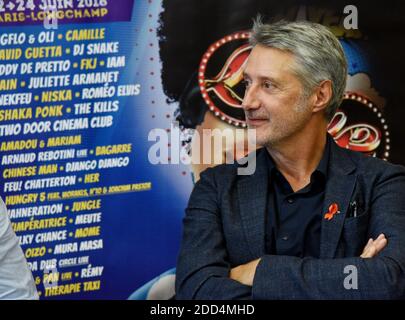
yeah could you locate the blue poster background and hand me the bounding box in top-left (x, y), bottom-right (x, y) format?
top-left (1, 0), bottom-right (192, 299)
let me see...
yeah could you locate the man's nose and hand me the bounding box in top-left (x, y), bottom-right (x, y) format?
top-left (241, 85), bottom-right (261, 111)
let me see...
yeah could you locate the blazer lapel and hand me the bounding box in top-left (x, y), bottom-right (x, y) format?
top-left (320, 139), bottom-right (357, 258)
top-left (237, 149), bottom-right (268, 258)
top-left (236, 139), bottom-right (358, 259)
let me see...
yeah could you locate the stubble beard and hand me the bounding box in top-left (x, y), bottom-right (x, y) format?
top-left (256, 93), bottom-right (312, 148)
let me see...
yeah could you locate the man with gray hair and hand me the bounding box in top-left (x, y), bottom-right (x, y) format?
top-left (176, 20), bottom-right (405, 299)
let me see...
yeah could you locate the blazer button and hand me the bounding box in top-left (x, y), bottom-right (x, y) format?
top-left (281, 235), bottom-right (289, 241)
top-left (286, 197), bottom-right (294, 204)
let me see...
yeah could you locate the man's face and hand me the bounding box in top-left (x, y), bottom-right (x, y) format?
top-left (242, 44), bottom-right (313, 147)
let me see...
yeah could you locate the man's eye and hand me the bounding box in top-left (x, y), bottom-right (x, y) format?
top-left (263, 81), bottom-right (273, 89)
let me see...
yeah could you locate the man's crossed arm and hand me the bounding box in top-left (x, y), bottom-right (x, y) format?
top-left (229, 234), bottom-right (388, 287)
top-left (176, 165), bottom-right (405, 300)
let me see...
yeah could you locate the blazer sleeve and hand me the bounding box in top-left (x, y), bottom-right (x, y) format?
top-left (0, 197), bottom-right (39, 300)
top-left (175, 167), bottom-right (252, 300)
top-left (252, 164), bottom-right (405, 299)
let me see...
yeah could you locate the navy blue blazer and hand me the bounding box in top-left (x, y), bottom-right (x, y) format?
top-left (175, 137), bottom-right (405, 299)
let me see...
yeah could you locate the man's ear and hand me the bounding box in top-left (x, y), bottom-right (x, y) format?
top-left (312, 80), bottom-right (333, 114)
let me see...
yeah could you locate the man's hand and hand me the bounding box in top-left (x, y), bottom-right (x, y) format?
top-left (360, 233), bottom-right (387, 258)
top-left (229, 258), bottom-right (261, 286)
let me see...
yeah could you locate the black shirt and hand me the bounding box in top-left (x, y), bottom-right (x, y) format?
top-left (265, 137), bottom-right (330, 258)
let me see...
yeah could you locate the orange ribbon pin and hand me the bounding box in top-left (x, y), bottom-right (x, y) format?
top-left (324, 203), bottom-right (340, 220)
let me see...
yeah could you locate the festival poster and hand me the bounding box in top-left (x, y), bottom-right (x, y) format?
top-left (0, 0), bottom-right (192, 299)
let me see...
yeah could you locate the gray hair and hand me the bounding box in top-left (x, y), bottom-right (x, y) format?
top-left (249, 19), bottom-right (348, 120)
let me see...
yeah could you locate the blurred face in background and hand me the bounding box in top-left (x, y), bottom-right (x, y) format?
top-left (190, 110), bottom-right (255, 182)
